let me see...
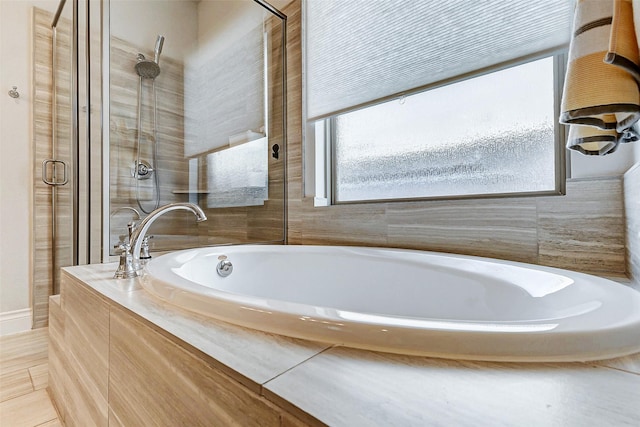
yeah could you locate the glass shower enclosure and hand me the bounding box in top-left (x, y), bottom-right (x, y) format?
top-left (106, 0), bottom-right (287, 257)
top-left (35, 0), bottom-right (287, 327)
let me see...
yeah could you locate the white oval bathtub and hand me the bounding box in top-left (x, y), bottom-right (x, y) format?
top-left (140, 245), bottom-right (640, 362)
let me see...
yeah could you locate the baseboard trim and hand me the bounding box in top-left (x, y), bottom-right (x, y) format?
top-left (0, 308), bottom-right (32, 337)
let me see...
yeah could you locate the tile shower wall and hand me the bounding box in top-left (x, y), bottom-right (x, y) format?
top-left (109, 36), bottom-right (197, 251)
top-left (109, 14), bottom-right (286, 252)
top-left (283, 0), bottom-right (627, 277)
top-left (624, 164), bottom-right (640, 287)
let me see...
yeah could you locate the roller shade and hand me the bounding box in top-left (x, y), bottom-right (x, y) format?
top-left (184, 23), bottom-right (265, 157)
top-left (305, 0), bottom-right (574, 120)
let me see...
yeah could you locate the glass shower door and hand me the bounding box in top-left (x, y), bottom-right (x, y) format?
top-left (33, 0), bottom-right (102, 328)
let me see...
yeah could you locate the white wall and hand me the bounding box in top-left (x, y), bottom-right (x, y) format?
top-left (196, 0), bottom-right (264, 61)
top-left (109, 0), bottom-right (198, 61)
top-left (570, 142), bottom-right (638, 178)
top-left (0, 0), bottom-right (58, 330)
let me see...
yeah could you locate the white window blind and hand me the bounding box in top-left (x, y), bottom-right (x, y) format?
top-left (305, 0), bottom-right (574, 120)
top-left (184, 22), bottom-right (265, 157)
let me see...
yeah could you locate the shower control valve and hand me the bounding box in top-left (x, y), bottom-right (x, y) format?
top-left (132, 160), bottom-right (154, 180)
top-left (137, 161), bottom-right (153, 176)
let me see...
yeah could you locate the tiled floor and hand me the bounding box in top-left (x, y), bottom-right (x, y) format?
top-left (0, 328), bottom-right (61, 427)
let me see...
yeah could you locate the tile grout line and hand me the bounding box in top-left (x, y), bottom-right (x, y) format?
top-left (27, 366), bottom-right (37, 391)
top-left (595, 364), bottom-right (640, 377)
top-left (260, 344), bottom-right (336, 390)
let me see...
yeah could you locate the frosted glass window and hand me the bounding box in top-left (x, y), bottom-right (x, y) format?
top-left (333, 57), bottom-right (558, 203)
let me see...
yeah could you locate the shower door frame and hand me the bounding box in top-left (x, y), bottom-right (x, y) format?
top-left (45, 0), bottom-right (102, 291)
top-left (52, 0), bottom-right (102, 269)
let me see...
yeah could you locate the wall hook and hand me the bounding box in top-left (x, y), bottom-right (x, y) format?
top-left (8, 86), bottom-right (19, 99)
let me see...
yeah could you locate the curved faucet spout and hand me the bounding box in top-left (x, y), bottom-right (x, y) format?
top-left (129, 203), bottom-right (207, 275)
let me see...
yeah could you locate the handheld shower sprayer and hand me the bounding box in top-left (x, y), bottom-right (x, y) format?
top-left (133, 35), bottom-right (166, 214)
top-left (154, 35), bottom-right (165, 65)
top-left (135, 35), bottom-right (164, 79)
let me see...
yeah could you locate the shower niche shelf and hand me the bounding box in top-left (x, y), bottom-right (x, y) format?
top-left (172, 189), bottom-right (210, 194)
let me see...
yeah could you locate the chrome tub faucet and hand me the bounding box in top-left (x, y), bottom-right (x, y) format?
top-left (114, 203), bottom-right (207, 279)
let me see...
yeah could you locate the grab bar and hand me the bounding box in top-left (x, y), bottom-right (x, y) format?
top-left (42, 159), bottom-right (69, 186)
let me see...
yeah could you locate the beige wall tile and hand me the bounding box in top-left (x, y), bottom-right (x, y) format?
top-left (387, 197), bottom-right (538, 263)
top-left (538, 178), bottom-right (626, 274)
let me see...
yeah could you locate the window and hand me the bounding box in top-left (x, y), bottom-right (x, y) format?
top-left (305, 0), bottom-right (572, 205)
top-left (319, 56), bottom-right (563, 204)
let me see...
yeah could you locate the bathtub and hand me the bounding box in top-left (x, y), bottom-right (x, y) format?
top-left (140, 245), bottom-right (640, 362)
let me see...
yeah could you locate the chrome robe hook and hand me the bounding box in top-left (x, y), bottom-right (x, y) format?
top-left (8, 86), bottom-right (19, 98)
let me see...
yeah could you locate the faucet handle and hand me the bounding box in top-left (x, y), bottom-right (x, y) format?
top-left (139, 236), bottom-right (154, 265)
top-left (113, 243), bottom-right (137, 279)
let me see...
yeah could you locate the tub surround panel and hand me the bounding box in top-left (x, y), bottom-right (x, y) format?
top-left (109, 305), bottom-right (282, 426)
top-left (48, 263), bottom-right (640, 426)
top-left (59, 277), bottom-right (109, 427)
top-left (57, 264), bottom-right (329, 389)
top-left (538, 177), bottom-right (626, 275)
top-left (47, 296), bottom-right (66, 423)
top-left (624, 163), bottom-right (640, 288)
top-left (49, 265), bottom-right (323, 426)
top-left (264, 347), bottom-right (640, 426)
top-left (61, 277), bottom-right (110, 398)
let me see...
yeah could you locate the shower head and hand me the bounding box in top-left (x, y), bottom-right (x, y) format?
top-left (134, 36), bottom-right (165, 79)
top-left (154, 35), bottom-right (165, 64)
top-left (135, 56), bottom-right (161, 79)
